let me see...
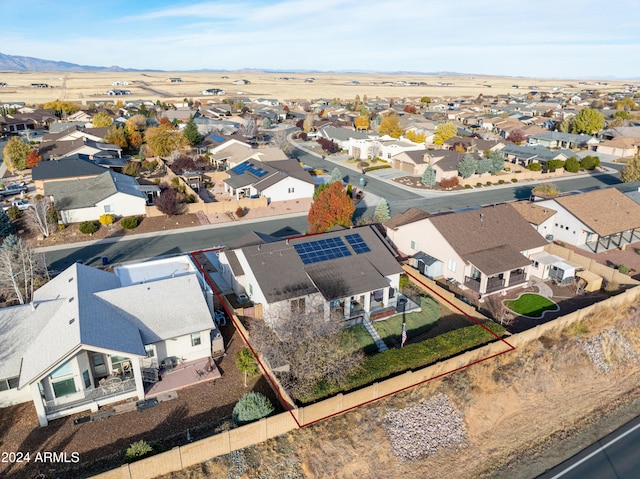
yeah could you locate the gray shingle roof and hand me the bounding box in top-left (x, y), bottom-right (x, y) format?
top-left (31, 155), bottom-right (107, 181)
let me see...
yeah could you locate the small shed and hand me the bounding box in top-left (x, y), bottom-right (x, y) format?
top-left (549, 261), bottom-right (576, 285)
top-left (576, 270), bottom-right (603, 292)
top-left (413, 252), bottom-right (443, 279)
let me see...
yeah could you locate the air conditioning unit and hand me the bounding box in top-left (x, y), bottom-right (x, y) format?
top-left (545, 234), bottom-right (554, 241)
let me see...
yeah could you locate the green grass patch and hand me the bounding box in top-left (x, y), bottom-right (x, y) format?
top-left (372, 296), bottom-right (440, 347)
top-left (504, 293), bottom-right (557, 318)
top-left (345, 325), bottom-right (378, 355)
top-left (299, 321), bottom-right (506, 404)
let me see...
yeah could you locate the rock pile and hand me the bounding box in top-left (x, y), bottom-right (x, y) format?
top-left (384, 393), bottom-right (467, 461)
top-left (580, 328), bottom-right (638, 373)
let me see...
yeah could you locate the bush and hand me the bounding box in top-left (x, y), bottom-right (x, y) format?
top-left (79, 221), bottom-right (98, 235)
top-left (124, 440), bottom-right (163, 464)
top-left (511, 178), bottom-right (518, 183)
top-left (122, 161), bottom-right (141, 177)
top-left (476, 182), bottom-right (483, 187)
top-left (235, 207), bottom-right (245, 218)
top-left (364, 164), bottom-right (392, 172)
top-left (546, 159), bottom-right (565, 171)
top-left (498, 179), bottom-right (505, 184)
top-left (486, 181), bottom-right (492, 186)
top-left (6, 206), bottom-right (22, 220)
top-left (58, 224), bottom-right (66, 231)
top-left (604, 281), bottom-right (620, 293)
top-left (564, 157), bottom-right (580, 173)
top-left (464, 184), bottom-right (472, 189)
top-left (185, 193), bottom-right (197, 204)
top-left (232, 392), bottom-right (274, 425)
top-left (121, 216), bottom-right (139, 229)
top-left (504, 167), bottom-right (511, 172)
top-left (526, 163), bottom-right (543, 171)
top-left (580, 155), bottom-right (600, 170)
top-left (618, 264), bottom-right (629, 275)
top-left (439, 176), bottom-right (459, 188)
top-left (141, 159), bottom-right (159, 171)
top-left (99, 214), bottom-right (115, 226)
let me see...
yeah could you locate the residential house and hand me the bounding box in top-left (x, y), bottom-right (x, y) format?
top-left (533, 188), bottom-right (640, 252)
top-left (37, 138), bottom-right (122, 161)
top-left (385, 204), bottom-right (548, 296)
top-left (217, 225), bottom-right (404, 325)
top-left (500, 144), bottom-right (573, 168)
top-left (41, 125), bottom-right (108, 143)
top-left (318, 126), bottom-right (369, 150)
top-left (223, 158), bottom-right (315, 202)
top-left (32, 155), bottom-right (111, 194)
top-left (347, 137), bottom-right (423, 161)
top-left (45, 170), bottom-right (148, 224)
top-left (0, 259), bottom-right (217, 426)
top-left (528, 131), bottom-right (599, 149)
top-left (596, 136), bottom-right (640, 158)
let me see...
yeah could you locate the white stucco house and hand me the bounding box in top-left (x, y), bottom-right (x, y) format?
top-left (385, 204), bottom-right (548, 296)
top-left (0, 258), bottom-right (220, 426)
top-left (218, 225), bottom-right (404, 325)
top-left (45, 170), bottom-right (148, 224)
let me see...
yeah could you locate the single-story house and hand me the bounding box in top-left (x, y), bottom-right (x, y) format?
top-left (37, 138), bottom-right (122, 161)
top-left (527, 131), bottom-right (599, 150)
top-left (0, 260), bottom-right (218, 426)
top-left (385, 204), bottom-right (548, 296)
top-left (596, 136), bottom-right (640, 158)
top-left (534, 188), bottom-right (640, 252)
top-left (347, 137), bottom-right (423, 161)
top-left (45, 170), bottom-right (148, 224)
top-left (500, 144), bottom-right (573, 168)
top-left (217, 225), bottom-right (404, 325)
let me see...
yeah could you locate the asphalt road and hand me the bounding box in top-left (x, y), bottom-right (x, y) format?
top-left (536, 415), bottom-right (640, 479)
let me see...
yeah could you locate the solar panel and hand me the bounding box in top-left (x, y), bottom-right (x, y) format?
top-left (230, 161), bottom-right (270, 178)
top-left (293, 237), bottom-right (352, 265)
top-left (345, 233), bottom-right (371, 254)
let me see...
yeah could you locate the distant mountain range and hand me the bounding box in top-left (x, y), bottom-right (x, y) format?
top-left (0, 52), bottom-right (146, 72)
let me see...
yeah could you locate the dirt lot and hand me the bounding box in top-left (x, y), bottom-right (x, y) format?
top-left (0, 322), bottom-right (281, 479)
top-left (155, 296), bottom-right (640, 479)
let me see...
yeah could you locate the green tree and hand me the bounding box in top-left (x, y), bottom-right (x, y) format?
top-left (580, 155), bottom-right (600, 170)
top-left (421, 164), bottom-right (436, 188)
top-left (546, 159), bottom-right (565, 171)
top-left (307, 181), bottom-right (355, 233)
top-left (0, 209), bottom-right (16, 238)
top-left (92, 111), bottom-right (114, 128)
top-left (3, 137), bottom-right (32, 172)
top-left (183, 116), bottom-right (201, 146)
top-left (564, 157), bottom-right (580, 173)
top-left (331, 167), bottom-right (343, 183)
top-left (433, 122), bottom-right (458, 145)
top-left (377, 113), bottom-right (404, 138)
top-left (420, 96), bottom-right (431, 104)
top-left (621, 155), bottom-right (640, 182)
top-left (571, 107), bottom-right (605, 135)
top-left (235, 347), bottom-right (259, 387)
top-left (488, 150), bottom-right (506, 174)
top-left (558, 117), bottom-right (572, 133)
top-left (457, 154), bottom-right (477, 179)
top-left (374, 198), bottom-right (391, 223)
top-left (476, 157), bottom-right (492, 175)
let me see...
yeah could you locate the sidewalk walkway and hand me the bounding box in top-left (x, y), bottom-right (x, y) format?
top-left (362, 317), bottom-right (388, 352)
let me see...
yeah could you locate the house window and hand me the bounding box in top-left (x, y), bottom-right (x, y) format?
top-left (447, 259), bottom-right (457, 273)
top-left (0, 377), bottom-right (19, 391)
top-left (50, 360), bottom-right (73, 379)
top-left (288, 187), bottom-right (295, 193)
top-left (290, 298), bottom-right (306, 315)
top-left (83, 370), bottom-right (91, 389)
top-left (191, 332), bottom-right (202, 347)
top-left (104, 205), bottom-right (113, 213)
top-left (52, 378), bottom-right (76, 398)
top-left (145, 345), bottom-right (155, 358)
top-left (410, 240), bottom-right (418, 250)
top-left (248, 284), bottom-right (253, 296)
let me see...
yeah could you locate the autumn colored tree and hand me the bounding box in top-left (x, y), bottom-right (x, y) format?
top-left (171, 155), bottom-right (197, 174)
top-left (129, 131), bottom-right (143, 150)
top-left (26, 150), bottom-right (42, 168)
top-left (378, 113), bottom-right (404, 138)
top-left (154, 185), bottom-right (186, 216)
top-left (405, 130), bottom-right (426, 143)
top-left (92, 111), bottom-right (114, 128)
top-left (3, 137), bottom-right (32, 172)
top-left (307, 181), bottom-right (355, 233)
top-left (145, 127), bottom-right (189, 157)
top-left (433, 122), bottom-right (458, 145)
top-left (621, 155), bottom-right (640, 182)
top-left (354, 114), bottom-right (370, 131)
top-left (43, 100), bottom-right (81, 117)
top-left (404, 105), bottom-right (417, 114)
top-left (104, 126), bottom-right (129, 149)
top-left (126, 114), bottom-right (148, 133)
top-left (507, 129), bottom-right (526, 144)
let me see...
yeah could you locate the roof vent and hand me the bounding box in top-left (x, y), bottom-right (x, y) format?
top-left (68, 297), bottom-right (74, 303)
top-left (69, 318), bottom-right (75, 325)
top-left (480, 213), bottom-right (484, 222)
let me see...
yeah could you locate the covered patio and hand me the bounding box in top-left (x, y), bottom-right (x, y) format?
top-left (144, 357), bottom-right (221, 398)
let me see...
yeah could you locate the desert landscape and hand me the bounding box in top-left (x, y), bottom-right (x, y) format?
top-left (0, 70), bottom-right (633, 104)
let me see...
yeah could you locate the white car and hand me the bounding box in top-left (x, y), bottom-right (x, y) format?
top-left (3, 199), bottom-right (32, 211)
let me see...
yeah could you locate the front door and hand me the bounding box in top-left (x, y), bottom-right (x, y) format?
top-left (91, 353), bottom-right (108, 380)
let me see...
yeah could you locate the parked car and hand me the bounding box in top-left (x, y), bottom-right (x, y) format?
top-left (2, 199), bottom-right (32, 211)
top-left (0, 184), bottom-right (28, 197)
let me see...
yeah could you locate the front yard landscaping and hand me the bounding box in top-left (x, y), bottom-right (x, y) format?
top-left (505, 293), bottom-right (558, 318)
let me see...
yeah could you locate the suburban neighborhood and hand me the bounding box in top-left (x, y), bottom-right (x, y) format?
top-left (2, 50), bottom-right (640, 479)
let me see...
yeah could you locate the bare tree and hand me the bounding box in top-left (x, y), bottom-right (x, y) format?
top-left (0, 235), bottom-right (47, 304)
top-left (239, 119), bottom-right (258, 140)
top-left (483, 294), bottom-right (513, 326)
top-left (27, 199), bottom-right (55, 238)
top-left (271, 129), bottom-right (293, 154)
top-left (249, 300), bottom-right (364, 401)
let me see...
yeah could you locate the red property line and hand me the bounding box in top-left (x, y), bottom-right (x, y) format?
top-left (191, 249), bottom-right (515, 430)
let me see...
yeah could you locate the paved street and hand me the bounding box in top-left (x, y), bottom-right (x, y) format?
top-left (536, 415), bottom-right (640, 479)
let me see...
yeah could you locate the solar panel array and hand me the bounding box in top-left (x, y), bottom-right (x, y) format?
top-left (294, 237), bottom-right (352, 265)
top-left (345, 233), bottom-right (371, 254)
top-left (230, 161), bottom-right (269, 178)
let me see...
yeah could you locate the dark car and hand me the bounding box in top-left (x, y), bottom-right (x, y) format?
top-left (0, 184), bottom-right (28, 196)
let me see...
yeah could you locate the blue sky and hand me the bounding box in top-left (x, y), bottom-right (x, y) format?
top-left (2, 0), bottom-right (639, 78)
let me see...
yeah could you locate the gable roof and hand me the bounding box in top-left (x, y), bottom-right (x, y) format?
top-left (510, 201), bottom-right (557, 225)
top-left (385, 207), bottom-right (432, 230)
top-left (225, 158), bottom-right (314, 191)
top-left (554, 188), bottom-right (640, 236)
top-left (45, 170), bottom-right (145, 209)
top-left (31, 155), bottom-right (108, 181)
top-left (235, 225), bottom-right (402, 304)
top-left (429, 204), bottom-right (547, 273)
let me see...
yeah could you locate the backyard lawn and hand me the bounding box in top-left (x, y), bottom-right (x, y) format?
top-left (373, 296), bottom-right (441, 347)
top-left (346, 324), bottom-right (378, 355)
top-left (505, 293), bottom-right (558, 318)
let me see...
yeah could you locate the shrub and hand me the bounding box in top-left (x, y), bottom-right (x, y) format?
top-left (546, 159), bottom-right (565, 171)
top-left (526, 163), bottom-right (543, 171)
top-left (511, 178), bottom-right (518, 182)
top-left (121, 216), bottom-right (139, 229)
top-left (464, 184), bottom-right (472, 189)
top-left (580, 155), bottom-right (600, 170)
top-left (399, 273), bottom-right (409, 289)
top-left (504, 167), bottom-right (511, 172)
top-left (185, 194), bottom-right (197, 204)
top-left (141, 159), bottom-right (159, 171)
top-left (122, 161), bottom-right (141, 177)
top-left (99, 214), bottom-right (115, 226)
top-left (486, 181), bottom-right (492, 186)
top-left (604, 281), bottom-right (620, 293)
top-left (439, 176), bottom-right (459, 188)
top-left (58, 224), bottom-right (66, 231)
top-left (618, 264), bottom-right (629, 275)
top-left (232, 392), bottom-right (274, 425)
top-left (235, 207), bottom-right (245, 218)
top-left (498, 179), bottom-right (505, 184)
top-left (476, 182), bottom-right (483, 187)
top-left (6, 206), bottom-right (22, 220)
top-left (79, 221), bottom-right (98, 235)
top-left (564, 157), bottom-right (580, 173)
top-left (124, 440), bottom-right (163, 464)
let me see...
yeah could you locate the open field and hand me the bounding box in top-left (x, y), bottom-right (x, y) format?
top-left (0, 71), bottom-right (635, 104)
